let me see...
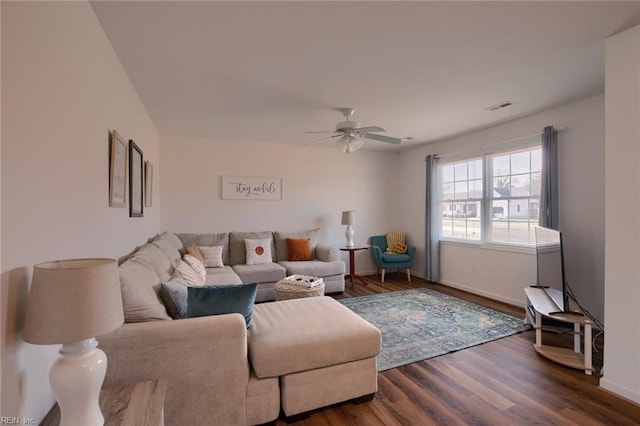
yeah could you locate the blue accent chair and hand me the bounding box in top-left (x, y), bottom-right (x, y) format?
top-left (370, 235), bottom-right (416, 282)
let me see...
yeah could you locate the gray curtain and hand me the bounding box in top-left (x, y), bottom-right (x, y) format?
top-left (425, 155), bottom-right (439, 282)
top-left (539, 126), bottom-right (558, 229)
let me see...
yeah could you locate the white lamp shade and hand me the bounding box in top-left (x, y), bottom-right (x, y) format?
top-left (23, 258), bottom-right (124, 345)
top-left (341, 211), bottom-right (355, 226)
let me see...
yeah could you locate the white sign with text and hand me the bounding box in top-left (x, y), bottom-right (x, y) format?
top-left (222, 176), bottom-right (282, 200)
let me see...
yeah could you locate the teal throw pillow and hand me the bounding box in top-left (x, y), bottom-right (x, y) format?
top-left (187, 283), bottom-right (258, 328)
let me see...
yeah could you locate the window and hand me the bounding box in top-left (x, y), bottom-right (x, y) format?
top-left (440, 158), bottom-right (482, 241)
top-left (438, 144), bottom-right (542, 246)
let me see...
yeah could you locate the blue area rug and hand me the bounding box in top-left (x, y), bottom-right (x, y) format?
top-left (339, 288), bottom-right (529, 371)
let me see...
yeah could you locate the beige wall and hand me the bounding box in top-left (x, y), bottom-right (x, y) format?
top-left (396, 95), bottom-right (606, 314)
top-left (159, 135), bottom-right (398, 275)
top-left (1, 2), bottom-right (159, 420)
top-left (602, 24), bottom-right (640, 404)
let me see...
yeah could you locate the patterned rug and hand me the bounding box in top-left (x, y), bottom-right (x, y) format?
top-left (339, 288), bottom-right (529, 371)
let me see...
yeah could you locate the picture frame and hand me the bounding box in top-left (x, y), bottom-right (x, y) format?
top-left (129, 140), bottom-right (143, 217)
top-left (109, 130), bottom-right (127, 208)
top-left (145, 161), bottom-right (153, 208)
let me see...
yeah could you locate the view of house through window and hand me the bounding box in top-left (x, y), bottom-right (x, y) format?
top-left (441, 158), bottom-right (482, 241)
top-left (439, 144), bottom-right (542, 246)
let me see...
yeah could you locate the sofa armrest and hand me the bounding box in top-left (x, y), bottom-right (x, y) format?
top-left (98, 314), bottom-right (249, 426)
top-left (315, 244), bottom-right (339, 262)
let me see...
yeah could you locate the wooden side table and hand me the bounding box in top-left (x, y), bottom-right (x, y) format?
top-left (41, 378), bottom-right (167, 426)
top-left (340, 246), bottom-right (369, 286)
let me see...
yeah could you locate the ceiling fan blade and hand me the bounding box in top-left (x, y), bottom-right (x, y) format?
top-left (304, 131), bottom-right (335, 134)
top-left (362, 133), bottom-right (402, 145)
top-left (357, 126), bottom-right (386, 133)
top-left (302, 134), bottom-right (340, 147)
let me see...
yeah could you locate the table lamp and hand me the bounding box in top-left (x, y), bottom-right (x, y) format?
top-left (22, 258), bottom-right (124, 426)
top-left (341, 210), bottom-right (355, 247)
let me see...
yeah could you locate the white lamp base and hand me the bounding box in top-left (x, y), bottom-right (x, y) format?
top-left (345, 225), bottom-right (355, 247)
top-left (50, 338), bottom-right (107, 426)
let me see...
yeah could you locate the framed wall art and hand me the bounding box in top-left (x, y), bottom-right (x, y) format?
top-left (145, 161), bottom-right (153, 208)
top-left (129, 140), bottom-right (143, 217)
top-left (109, 130), bottom-right (127, 207)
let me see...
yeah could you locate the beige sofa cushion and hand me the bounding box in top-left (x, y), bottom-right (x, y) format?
top-left (156, 231), bottom-right (184, 252)
top-left (248, 297), bottom-right (381, 378)
top-left (232, 263), bottom-right (286, 284)
top-left (135, 243), bottom-right (175, 282)
top-left (229, 231), bottom-right (274, 265)
top-left (151, 234), bottom-right (182, 268)
top-left (274, 229), bottom-right (319, 262)
top-left (119, 254), bottom-right (171, 322)
top-left (278, 260), bottom-right (345, 277)
top-left (205, 266), bottom-right (243, 285)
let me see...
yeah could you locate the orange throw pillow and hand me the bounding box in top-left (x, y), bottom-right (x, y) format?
top-left (286, 238), bottom-right (313, 261)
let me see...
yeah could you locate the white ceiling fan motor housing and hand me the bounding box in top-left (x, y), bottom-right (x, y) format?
top-left (336, 120), bottom-right (360, 132)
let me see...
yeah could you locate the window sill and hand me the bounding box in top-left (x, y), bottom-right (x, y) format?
top-left (439, 239), bottom-right (535, 255)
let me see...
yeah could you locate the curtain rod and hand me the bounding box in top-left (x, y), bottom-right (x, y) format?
top-left (428, 126), bottom-right (565, 160)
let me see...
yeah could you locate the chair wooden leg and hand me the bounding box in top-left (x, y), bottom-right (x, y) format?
top-left (406, 268), bottom-right (411, 282)
top-left (381, 269), bottom-right (385, 283)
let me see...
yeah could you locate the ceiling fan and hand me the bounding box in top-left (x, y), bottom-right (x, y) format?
top-left (304, 108), bottom-right (410, 153)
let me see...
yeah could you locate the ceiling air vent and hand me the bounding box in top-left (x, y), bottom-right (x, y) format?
top-left (485, 101), bottom-right (514, 111)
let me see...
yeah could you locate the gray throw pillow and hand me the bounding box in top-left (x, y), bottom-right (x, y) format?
top-left (160, 276), bottom-right (189, 319)
top-left (186, 283), bottom-right (258, 328)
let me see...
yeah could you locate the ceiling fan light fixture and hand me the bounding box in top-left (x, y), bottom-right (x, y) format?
top-left (349, 136), bottom-right (364, 153)
top-left (337, 134), bottom-right (364, 154)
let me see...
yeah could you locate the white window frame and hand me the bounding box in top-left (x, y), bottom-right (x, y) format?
top-left (437, 136), bottom-right (542, 249)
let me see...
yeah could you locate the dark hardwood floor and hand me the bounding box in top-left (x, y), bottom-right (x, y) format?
top-left (276, 273), bottom-right (640, 425)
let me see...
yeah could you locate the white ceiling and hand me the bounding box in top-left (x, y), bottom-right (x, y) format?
top-left (91, 1), bottom-right (640, 152)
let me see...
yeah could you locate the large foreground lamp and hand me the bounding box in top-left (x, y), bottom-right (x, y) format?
top-left (341, 210), bottom-right (356, 247)
top-left (23, 258), bottom-right (124, 426)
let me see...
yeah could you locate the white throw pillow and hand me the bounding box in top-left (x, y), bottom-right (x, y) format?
top-left (245, 238), bottom-right (272, 265)
top-left (198, 245), bottom-right (224, 268)
top-left (174, 259), bottom-right (205, 286)
top-left (183, 254), bottom-right (207, 282)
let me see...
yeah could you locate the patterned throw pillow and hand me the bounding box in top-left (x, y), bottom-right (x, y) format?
top-left (245, 238), bottom-right (272, 265)
top-left (174, 259), bottom-right (205, 286)
top-left (183, 254), bottom-right (207, 282)
top-left (198, 245), bottom-right (224, 268)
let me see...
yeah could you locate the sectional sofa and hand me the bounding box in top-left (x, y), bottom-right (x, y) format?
top-left (97, 231), bottom-right (381, 425)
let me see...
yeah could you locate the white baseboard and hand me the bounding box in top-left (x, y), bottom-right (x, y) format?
top-left (599, 378), bottom-right (640, 405)
top-left (437, 279), bottom-right (524, 307)
top-left (356, 272), bottom-right (524, 308)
